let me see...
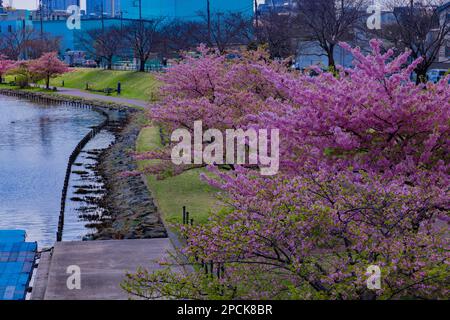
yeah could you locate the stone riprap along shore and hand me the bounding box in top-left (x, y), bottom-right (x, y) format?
top-left (95, 114), bottom-right (168, 240)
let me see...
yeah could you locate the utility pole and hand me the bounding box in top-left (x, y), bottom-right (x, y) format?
top-left (207, 0), bottom-right (211, 43)
top-left (254, 0), bottom-right (258, 41)
top-left (217, 12), bottom-right (223, 45)
top-left (39, 0), bottom-right (44, 38)
top-left (101, 0), bottom-right (104, 32)
top-left (254, 0), bottom-right (258, 24)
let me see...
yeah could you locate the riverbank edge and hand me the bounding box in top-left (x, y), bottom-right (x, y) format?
top-left (94, 113), bottom-right (168, 240)
top-left (0, 88), bottom-right (141, 112)
top-left (0, 89), bottom-right (168, 241)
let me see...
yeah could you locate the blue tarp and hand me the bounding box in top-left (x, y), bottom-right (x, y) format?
top-left (0, 230), bottom-right (26, 243)
top-left (0, 230), bottom-right (37, 300)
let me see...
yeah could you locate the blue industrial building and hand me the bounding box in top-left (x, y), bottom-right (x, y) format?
top-left (34, 1), bottom-right (254, 19)
top-left (0, 9), bottom-right (33, 35)
top-left (83, 0), bottom-right (254, 19)
top-left (0, 0), bottom-right (254, 53)
top-left (35, 18), bottom-right (120, 52)
top-left (119, 0), bottom-right (254, 19)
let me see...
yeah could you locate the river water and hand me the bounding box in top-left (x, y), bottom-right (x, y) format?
top-left (0, 94), bottom-right (114, 247)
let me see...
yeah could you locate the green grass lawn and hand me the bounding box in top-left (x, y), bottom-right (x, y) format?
top-left (49, 68), bottom-right (160, 101)
top-left (136, 125), bottom-right (219, 225)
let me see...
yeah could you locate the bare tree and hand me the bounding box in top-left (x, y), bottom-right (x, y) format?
top-left (26, 34), bottom-right (61, 59)
top-left (158, 20), bottom-right (200, 53)
top-left (188, 12), bottom-right (252, 53)
top-left (207, 12), bottom-right (252, 53)
top-left (0, 27), bottom-right (35, 60)
top-left (295, 0), bottom-right (369, 69)
top-left (376, 0), bottom-right (449, 83)
top-left (77, 26), bottom-right (125, 70)
top-left (123, 19), bottom-right (164, 72)
top-left (256, 8), bottom-right (299, 58)
top-left (0, 27), bottom-right (60, 60)
top-left (156, 13), bottom-right (252, 55)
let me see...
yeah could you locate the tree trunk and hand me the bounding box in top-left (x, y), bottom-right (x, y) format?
top-left (327, 48), bottom-right (336, 70)
top-left (46, 75), bottom-right (50, 90)
top-left (139, 59), bottom-right (146, 72)
top-left (107, 58), bottom-right (113, 70)
top-left (415, 69), bottom-right (428, 84)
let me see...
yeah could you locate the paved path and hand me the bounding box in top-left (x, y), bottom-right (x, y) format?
top-left (33, 239), bottom-right (179, 300)
top-left (52, 87), bottom-right (149, 108)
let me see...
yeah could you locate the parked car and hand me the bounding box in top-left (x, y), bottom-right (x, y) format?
top-left (83, 60), bottom-right (98, 68)
top-left (427, 69), bottom-right (448, 83)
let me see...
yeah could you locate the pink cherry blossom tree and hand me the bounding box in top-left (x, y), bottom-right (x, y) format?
top-left (125, 40), bottom-right (449, 300)
top-left (28, 52), bottom-right (69, 90)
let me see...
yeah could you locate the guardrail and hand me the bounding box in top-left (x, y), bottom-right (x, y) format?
top-left (181, 206), bottom-right (225, 279)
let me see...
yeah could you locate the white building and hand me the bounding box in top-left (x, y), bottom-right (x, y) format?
top-left (437, 2), bottom-right (450, 63)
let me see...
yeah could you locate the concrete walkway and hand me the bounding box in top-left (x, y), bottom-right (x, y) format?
top-left (51, 86), bottom-right (149, 108)
top-left (32, 239), bottom-right (179, 300)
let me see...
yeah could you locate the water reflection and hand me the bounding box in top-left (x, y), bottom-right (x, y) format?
top-left (0, 95), bottom-right (107, 247)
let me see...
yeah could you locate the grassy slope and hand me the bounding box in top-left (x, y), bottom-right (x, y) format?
top-left (136, 125), bottom-right (219, 226)
top-left (49, 68), bottom-right (160, 101)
